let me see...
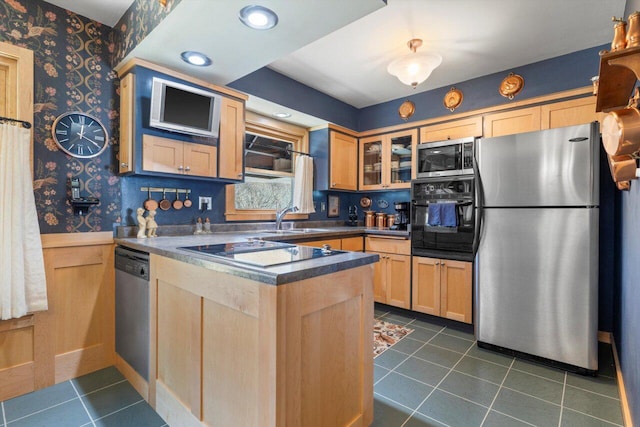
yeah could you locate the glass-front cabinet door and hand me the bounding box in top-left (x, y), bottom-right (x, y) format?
top-left (360, 136), bottom-right (383, 189)
top-left (359, 129), bottom-right (416, 190)
top-left (386, 129), bottom-right (416, 189)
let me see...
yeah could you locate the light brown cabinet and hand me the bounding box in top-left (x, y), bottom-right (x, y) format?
top-left (330, 131), bottom-right (358, 190)
top-left (119, 73), bottom-right (135, 174)
top-left (359, 129), bottom-right (416, 190)
top-left (218, 96), bottom-right (245, 181)
top-left (142, 134), bottom-right (217, 178)
top-left (540, 97), bottom-right (603, 129)
top-left (412, 256), bottom-right (472, 324)
top-left (366, 236), bottom-right (411, 309)
top-left (300, 236), bottom-right (364, 252)
top-left (420, 117), bottom-right (482, 143)
top-left (482, 106), bottom-right (541, 138)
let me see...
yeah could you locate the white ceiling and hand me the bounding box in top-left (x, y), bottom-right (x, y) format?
top-left (45, 0), bottom-right (626, 123)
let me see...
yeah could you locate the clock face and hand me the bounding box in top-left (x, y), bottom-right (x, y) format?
top-left (52, 112), bottom-right (108, 158)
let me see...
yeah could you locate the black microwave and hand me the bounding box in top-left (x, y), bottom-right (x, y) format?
top-left (416, 137), bottom-right (475, 178)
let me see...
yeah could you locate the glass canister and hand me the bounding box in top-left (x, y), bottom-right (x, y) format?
top-left (376, 212), bottom-right (387, 228)
top-left (364, 211), bottom-right (376, 227)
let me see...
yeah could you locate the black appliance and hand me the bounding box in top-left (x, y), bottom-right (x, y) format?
top-left (411, 176), bottom-right (476, 261)
top-left (178, 241), bottom-right (344, 267)
top-left (390, 201), bottom-right (409, 230)
top-left (347, 205), bottom-right (358, 226)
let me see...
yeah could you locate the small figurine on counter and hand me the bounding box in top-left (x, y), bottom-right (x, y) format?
top-left (204, 217), bottom-right (211, 233)
top-left (136, 207), bottom-right (146, 239)
top-left (146, 209), bottom-right (158, 237)
top-left (195, 217), bottom-right (203, 234)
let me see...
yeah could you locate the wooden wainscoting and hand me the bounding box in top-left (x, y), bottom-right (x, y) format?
top-left (0, 232), bottom-right (115, 401)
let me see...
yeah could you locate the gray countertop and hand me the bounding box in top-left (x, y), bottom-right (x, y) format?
top-left (115, 227), bottom-right (408, 285)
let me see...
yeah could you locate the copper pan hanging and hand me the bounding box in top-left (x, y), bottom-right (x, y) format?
top-left (443, 87), bottom-right (463, 112)
top-left (499, 73), bottom-right (524, 100)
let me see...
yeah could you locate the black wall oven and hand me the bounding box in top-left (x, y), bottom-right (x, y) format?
top-left (411, 176), bottom-right (476, 261)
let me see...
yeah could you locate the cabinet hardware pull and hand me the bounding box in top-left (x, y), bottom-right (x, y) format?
top-left (120, 162), bottom-right (128, 168)
top-left (238, 173), bottom-right (243, 178)
top-left (185, 166), bottom-right (191, 172)
top-left (435, 262), bottom-right (440, 265)
top-left (178, 165), bottom-right (184, 171)
top-left (331, 182), bottom-right (336, 187)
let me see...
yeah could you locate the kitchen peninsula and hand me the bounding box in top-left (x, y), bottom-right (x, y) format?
top-left (116, 231), bottom-right (378, 427)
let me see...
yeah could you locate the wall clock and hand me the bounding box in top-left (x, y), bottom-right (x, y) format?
top-left (52, 112), bottom-right (108, 158)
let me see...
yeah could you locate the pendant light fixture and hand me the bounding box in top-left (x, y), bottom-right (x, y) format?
top-left (387, 39), bottom-right (442, 88)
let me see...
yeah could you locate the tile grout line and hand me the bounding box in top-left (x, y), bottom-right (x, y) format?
top-left (2, 401), bottom-right (6, 427)
top-left (373, 392), bottom-right (451, 427)
top-left (80, 378), bottom-right (128, 398)
top-left (373, 324), bottom-right (446, 387)
top-left (70, 380), bottom-right (96, 427)
top-left (399, 337), bottom-right (475, 427)
top-left (558, 371), bottom-right (567, 427)
top-left (3, 397), bottom-right (79, 424)
top-left (91, 399), bottom-right (145, 423)
top-left (479, 355), bottom-right (515, 426)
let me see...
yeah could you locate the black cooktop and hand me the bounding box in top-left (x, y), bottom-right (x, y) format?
top-left (178, 240), bottom-right (345, 267)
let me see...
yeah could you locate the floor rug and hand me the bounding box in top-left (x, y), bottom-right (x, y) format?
top-left (373, 320), bottom-right (414, 358)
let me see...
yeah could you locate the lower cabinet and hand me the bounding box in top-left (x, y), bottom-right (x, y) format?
top-left (300, 236), bottom-right (364, 251)
top-left (366, 236), bottom-right (411, 309)
top-left (412, 256), bottom-right (473, 324)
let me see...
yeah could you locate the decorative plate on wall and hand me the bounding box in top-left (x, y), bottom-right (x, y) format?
top-left (398, 100), bottom-right (415, 121)
top-left (499, 73), bottom-right (524, 100)
top-left (443, 87), bottom-right (463, 112)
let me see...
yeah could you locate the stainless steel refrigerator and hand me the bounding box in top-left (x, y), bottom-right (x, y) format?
top-left (474, 122), bottom-right (599, 373)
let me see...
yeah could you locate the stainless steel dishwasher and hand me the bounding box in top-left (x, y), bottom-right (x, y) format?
top-left (115, 246), bottom-right (150, 381)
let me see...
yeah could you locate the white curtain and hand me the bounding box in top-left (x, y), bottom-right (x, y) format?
top-left (0, 123), bottom-right (47, 320)
top-left (292, 155), bottom-right (315, 214)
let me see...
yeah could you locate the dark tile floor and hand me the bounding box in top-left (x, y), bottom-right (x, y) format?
top-left (0, 367), bottom-right (165, 427)
top-left (373, 305), bottom-right (625, 427)
top-left (0, 306), bottom-right (624, 426)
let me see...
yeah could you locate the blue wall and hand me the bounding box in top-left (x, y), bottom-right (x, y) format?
top-left (229, 67), bottom-right (360, 130)
top-left (229, 45), bottom-right (607, 132)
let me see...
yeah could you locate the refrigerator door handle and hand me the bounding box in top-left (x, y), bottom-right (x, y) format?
top-left (472, 148), bottom-right (485, 256)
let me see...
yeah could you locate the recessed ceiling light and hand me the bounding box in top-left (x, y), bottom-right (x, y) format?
top-left (273, 112), bottom-right (291, 118)
top-left (239, 5), bottom-right (278, 30)
top-left (180, 51), bottom-right (212, 67)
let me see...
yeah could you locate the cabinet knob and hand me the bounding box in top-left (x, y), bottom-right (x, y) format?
top-left (331, 182), bottom-right (336, 187)
top-left (435, 261), bottom-right (440, 265)
top-left (120, 162), bottom-right (128, 168)
top-left (178, 165), bottom-right (184, 171)
top-left (185, 166), bottom-right (191, 172)
top-left (237, 173), bottom-right (243, 178)
top-left (441, 262), bottom-right (446, 266)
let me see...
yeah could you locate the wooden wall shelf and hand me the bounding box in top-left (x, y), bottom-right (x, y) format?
top-left (596, 46), bottom-right (640, 112)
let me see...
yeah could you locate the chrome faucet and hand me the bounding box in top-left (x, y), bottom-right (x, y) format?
top-left (275, 205), bottom-right (298, 230)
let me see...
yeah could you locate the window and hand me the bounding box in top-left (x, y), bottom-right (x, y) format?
top-left (225, 112), bottom-right (309, 221)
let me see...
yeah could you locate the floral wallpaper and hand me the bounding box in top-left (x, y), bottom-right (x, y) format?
top-left (0, 0), bottom-right (182, 233)
top-left (0, 0), bottom-right (121, 233)
top-left (109, 0), bottom-right (181, 66)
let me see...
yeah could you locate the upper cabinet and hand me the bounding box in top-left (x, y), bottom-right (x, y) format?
top-left (482, 106), bottom-right (541, 138)
top-left (116, 58), bottom-right (247, 182)
top-left (359, 129), bottom-right (416, 191)
top-left (483, 97), bottom-right (601, 138)
top-left (540, 97), bottom-right (603, 129)
top-left (420, 117), bottom-right (482, 143)
top-left (218, 97), bottom-right (245, 180)
top-left (329, 131), bottom-right (358, 191)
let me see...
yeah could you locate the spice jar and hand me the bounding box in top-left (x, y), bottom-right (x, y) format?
top-left (376, 212), bottom-right (386, 229)
top-left (364, 211), bottom-right (375, 227)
